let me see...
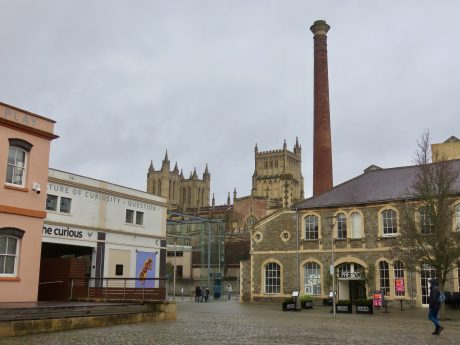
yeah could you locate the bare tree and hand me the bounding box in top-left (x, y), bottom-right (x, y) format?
top-left (397, 131), bottom-right (460, 290)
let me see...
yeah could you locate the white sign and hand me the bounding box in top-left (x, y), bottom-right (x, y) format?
top-left (338, 271), bottom-right (363, 280)
top-left (42, 224), bottom-right (96, 241)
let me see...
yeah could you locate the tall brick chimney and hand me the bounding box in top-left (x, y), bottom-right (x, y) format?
top-left (310, 20), bottom-right (333, 196)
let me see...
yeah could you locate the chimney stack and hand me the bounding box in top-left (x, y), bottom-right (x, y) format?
top-left (310, 20), bottom-right (333, 196)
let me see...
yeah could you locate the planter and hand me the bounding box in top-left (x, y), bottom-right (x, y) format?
top-left (335, 304), bottom-right (352, 313)
top-left (282, 301), bottom-right (299, 311)
top-left (303, 300), bottom-right (314, 309)
top-left (356, 304), bottom-right (373, 314)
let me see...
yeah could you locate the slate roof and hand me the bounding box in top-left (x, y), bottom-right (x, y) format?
top-left (295, 159), bottom-right (460, 210)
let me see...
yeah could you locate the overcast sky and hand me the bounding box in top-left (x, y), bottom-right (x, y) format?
top-left (1, 1), bottom-right (459, 204)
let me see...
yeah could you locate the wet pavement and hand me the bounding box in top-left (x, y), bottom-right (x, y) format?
top-left (1, 299), bottom-right (459, 344)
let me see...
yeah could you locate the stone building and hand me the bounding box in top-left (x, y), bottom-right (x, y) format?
top-left (251, 139), bottom-right (304, 208)
top-left (432, 136), bottom-right (460, 161)
top-left (147, 151), bottom-right (210, 211)
top-left (248, 160), bottom-right (460, 307)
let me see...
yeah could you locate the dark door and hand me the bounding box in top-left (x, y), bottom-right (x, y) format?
top-left (349, 280), bottom-right (366, 303)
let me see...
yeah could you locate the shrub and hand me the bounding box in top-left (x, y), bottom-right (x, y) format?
top-left (355, 299), bottom-right (373, 306)
top-left (337, 300), bottom-right (351, 305)
top-left (300, 294), bottom-right (313, 304)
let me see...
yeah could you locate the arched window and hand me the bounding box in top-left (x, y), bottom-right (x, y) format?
top-left (455, 205), bottom-right (460, 232)
top-left (351, 212), bottom-right (362, 239)
top-left (152, 180), bottom-right (156, 194)
top-left (419, 206), bottom-right (433, 234)
top-left (379, 261), bottom-right (390, 295)
top-left (337, 213), bottom-right (347, 239)
top-left (158, 180), bottom-right (162, 196)
top-left (394, 261), bottom-right (405, 296)
top-left (382, 209), bottom-right (397, 237)
top-left (304, 262), bottom-right (321, 295)
top-left (304, 215), bottom-right (318, 240)
top-left (264, 262), bottom-right (280, 294)
top-left (0, 227), bottom-right (25, 277)
top-left (187, 188), bottom-right (191, 206)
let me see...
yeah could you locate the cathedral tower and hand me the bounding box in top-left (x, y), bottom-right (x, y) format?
top-left (147, 151), bottom-right (210, 211)
top-left (251, 139), bottom-right (304, 208)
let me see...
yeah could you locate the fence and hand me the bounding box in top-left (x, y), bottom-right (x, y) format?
top-left (70, 277), bottom-right (168, 301)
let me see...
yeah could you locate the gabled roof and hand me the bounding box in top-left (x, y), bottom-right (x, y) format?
top-left (295, 159), bottom-right (460, 209)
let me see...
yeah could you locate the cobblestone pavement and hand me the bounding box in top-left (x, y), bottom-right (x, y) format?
top-left (1, 300), bottom-right (460, 345)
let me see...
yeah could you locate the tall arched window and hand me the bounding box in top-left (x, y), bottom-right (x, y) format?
top-left (337, 213), bottom-right (347, 239)
top-left (379, 261), bottom-right (390, 295)
top-left (419, 206), bottom-right (433, 234)
top-left (304, 215), bottom-right (318, 240)
top-left (187, 187), bottom-right (191, 206)
top-left (304, 262), bottom-right (321, 295)
top-left (394, 261), bottom-right (405, 296)
top-left (351, 212), bottom-right (362, 239)
top-left (264, 262), bottom-right (280, 294)
top-left (382, 209), bottom-right (397, 237)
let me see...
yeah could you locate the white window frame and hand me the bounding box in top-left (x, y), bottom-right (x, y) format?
top-left (0, 236), bottom-right (20, 277)
top-left (6, 146), bottom-right (27, 187)
top-left (304, 262), bottom-right (321, 295)
top-left (381, 209), bottom-right (398, 237)
top-left (264, 262), bottom-right (280, 294)
top-left (336, 213), bottom-right (347, 239)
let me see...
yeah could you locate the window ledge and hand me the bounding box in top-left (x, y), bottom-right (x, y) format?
top-left (4, 184), bottom-right (29, 192)
top-left (0, 276), bottom-right (21, 282)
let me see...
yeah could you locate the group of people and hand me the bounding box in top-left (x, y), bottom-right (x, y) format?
top-left (194, 285), bottom-right (210, 302)
top-left (193, 283), bottom-right (233, 302)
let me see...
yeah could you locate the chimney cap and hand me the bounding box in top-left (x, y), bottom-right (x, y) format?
top-left (310, 20), bottom-right (330, 36)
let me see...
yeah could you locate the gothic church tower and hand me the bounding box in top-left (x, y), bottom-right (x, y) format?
top-left (147, 151), bottom-right (210, 211)
top-left (251, 139), bottom-right (304, 208)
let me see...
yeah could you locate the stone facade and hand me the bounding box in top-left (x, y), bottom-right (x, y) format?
top-left (147, 151), bottom-right (210, 211)
top-left (251, 139), bottom-right (303, 208)
top-left (249, 161), bottom-right (460, 307)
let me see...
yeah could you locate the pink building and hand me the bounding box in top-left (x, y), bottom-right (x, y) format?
top-left (0, 101), bottom-right (58, 302)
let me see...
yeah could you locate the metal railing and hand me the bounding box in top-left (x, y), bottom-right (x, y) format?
top-left (69, 277), bottom-right (168, 301)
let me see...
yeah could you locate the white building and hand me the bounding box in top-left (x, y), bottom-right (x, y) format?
top-left (40, 168), bottom-right (168, 298)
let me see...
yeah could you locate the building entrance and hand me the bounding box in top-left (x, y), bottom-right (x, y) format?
top-left (337, 263), bottom-right (367, 302)
top-left (38, 242), bottom-right (95, 300)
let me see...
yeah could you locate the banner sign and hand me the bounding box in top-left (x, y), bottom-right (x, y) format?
top-left (135, 251), bottom-right (157, 288)
top-left (395, 278), bottom-right (405, 293)
top-left (373, 291), bottom-right (383, 307)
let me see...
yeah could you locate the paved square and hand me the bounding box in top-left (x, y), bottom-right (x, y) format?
top-left (1, 301), bottom-right (459, 344)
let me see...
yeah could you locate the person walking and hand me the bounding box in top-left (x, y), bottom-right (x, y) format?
top-left (195, 285), bottom-right (201, 303)
top-left (201, 286), bottom-right (206, 302)
top-left (226, 283), bottom-right (232, 301)
top-left (428, 278), bottom-right (444, 335)
top-left (205, 286), bottom-right (210, 303)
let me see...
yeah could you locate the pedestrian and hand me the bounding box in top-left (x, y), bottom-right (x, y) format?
top-left (201, 286), bottom-right (206, 302)
top-left (195, 285), bottom-right (201, 303)
top-left (205, 286), bottom-right (210, 302)
top-left (226, 283), bottom-right (232, 300)
top-left (428, 278), bottom-right (444, 335)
